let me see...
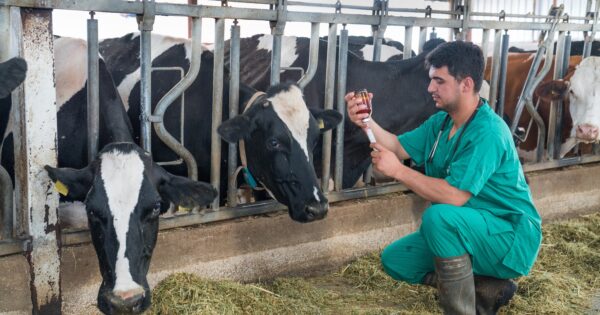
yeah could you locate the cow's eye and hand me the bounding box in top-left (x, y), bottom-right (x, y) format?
top-left (268, 138), bottom-right (280, 150)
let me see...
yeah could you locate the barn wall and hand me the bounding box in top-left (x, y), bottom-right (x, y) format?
top-left (1, 162), bottom-right (600, 314)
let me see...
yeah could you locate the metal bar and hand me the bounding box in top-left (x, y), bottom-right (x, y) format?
top-left (334, 28), bottom-right (348, 192)
top-left (227, 23), bottom-right (241, 207)
top-left (403, 26), bottom-right (413, 60)
top-left (481, 28), bottom-right (490, 70)
top-left (0, 239), bottom-right (30, 257)
top-left (211, 18), bottom-right (225, 210)
top-left (321, 23), bottom-right (337, 192)
top-left (270, 32), bottom-right (282, 85)
top-left (497, 31), bottom-right (509, 118)
top-left (459, 0), bottom-right (471, 41)
top-left (0, 166), bottom-right (13, 239)
top-left (548, 31), bottom-right (566, 161)
top-left (522, 154), bottom-right (600, 172)
top-left (138, 0), bottom-right (156, 153)
top-left (152, 18), bottom-right (202, 182)
top-left (488, 29), bottom-right (502, 108)
top-left (418, 26), bottom-right (427, 54)
top-left (297, 22), bottom-right (319, 89)
top-left (18, 8), bottom-right (61, 313)
top-left (583, 0), bottom-right (599, 58)
top-left (86, 16), bottom-right (99, 163)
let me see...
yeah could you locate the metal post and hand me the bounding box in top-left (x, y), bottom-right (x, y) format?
top-left (227, 22), bottom-right (240, 207)
top-left (87, 13), bottom-right (99, 163)
top-left (488, 29), bottom-right (503, 108)
top-left (334, 27), bottom-right (348, 191)
top-left (297, 22), bottom-right (319, 89)
top-left (371, 0), bottom-right (387, 62)
top-left (419, 26), bottom-right (427, 54)
top-left (403, 26), bottom-right (413, 60)
top-left (321, 23), bottom-right (337, 192)
top-left (18, 8), bottom-right (61, 313)
top-left (548, 31), bottom-right (566, 160)
top-left (211, 18), bottom-right (225, 209)
top-left (583, 0), bottom-right (599, 58)
top-left (0, 166), bottom-right (13, 239)
top-left (138, 0), bottom-right (155, 153)
top-left (270, 0), bottom-right (286, 85)
top-left (481, 28), bottom-right (490, 69)
top-left (497, 31), bottom-right (509, 118)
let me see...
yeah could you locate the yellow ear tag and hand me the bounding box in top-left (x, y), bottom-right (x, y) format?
top-left (318, 119), bottom-right (325, 129)
top-left (178, 206), bottom-right (190, 212)
top-left (55, 180), bottom-right (69, 196)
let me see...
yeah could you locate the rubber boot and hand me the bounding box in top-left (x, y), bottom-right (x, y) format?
top-left (473, 275), bottom-right (518, 315)
top-left (434, 254), bottom-right (476, 315)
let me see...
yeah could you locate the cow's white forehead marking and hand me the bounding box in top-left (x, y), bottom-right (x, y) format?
top-left (116, 33), bottom-right (201, 111)
top-left (100, 149), bottom-right (145, 293)
top-left (257, 34), bottom-right (299, 68)
top-left (55, 37), bottom-right (88, 109)
top-left (360, 44), bottom-right (403, 61)
top-left (313, 186), bottom-right (320, 202)
top-left (569, 57), bottom-right (600, 129)
top-left (268, 85), bottom-right (311, 161)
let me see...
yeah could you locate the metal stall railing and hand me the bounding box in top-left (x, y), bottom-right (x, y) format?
top-left (1, 3), bottom-right (600, 310)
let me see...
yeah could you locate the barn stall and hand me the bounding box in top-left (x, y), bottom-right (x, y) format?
top-left (1, 0), bottom-right (600, 313)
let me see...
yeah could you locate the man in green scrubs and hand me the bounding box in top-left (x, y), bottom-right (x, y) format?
top-left (344, 41), bottom-right (541, 315)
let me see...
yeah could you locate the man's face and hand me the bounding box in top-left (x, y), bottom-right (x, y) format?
top-left (427, 66), bottom-right (462, 113)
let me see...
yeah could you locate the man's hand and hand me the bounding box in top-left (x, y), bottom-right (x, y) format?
top-left (370, 142), bottom-right (405, 179)
top-left (345, 91), bottom-right (373, 129)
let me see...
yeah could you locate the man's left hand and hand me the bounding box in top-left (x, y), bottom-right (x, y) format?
top-left (370, 143), bottom-right (404, 179)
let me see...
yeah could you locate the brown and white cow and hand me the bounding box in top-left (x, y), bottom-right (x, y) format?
top-left (484, 53), bottom-right (584, 161)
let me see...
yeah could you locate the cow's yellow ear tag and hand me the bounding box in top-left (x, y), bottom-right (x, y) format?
top-left (178, 206), bottom-right (190, 212)
top-left (55, 180), bottom-right (69, 196)
top-left (318, 119), bottom-right (325, 129)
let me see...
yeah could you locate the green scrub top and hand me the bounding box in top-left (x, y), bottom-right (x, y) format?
top-left (398, 100), bottom-right (542, 275)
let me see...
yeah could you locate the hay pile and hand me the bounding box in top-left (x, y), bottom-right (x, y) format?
top-left (150, 213), bottom-right (600, 314)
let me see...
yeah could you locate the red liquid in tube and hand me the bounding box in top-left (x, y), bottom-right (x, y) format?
top-left (355, 89), bottom-right (372, 119)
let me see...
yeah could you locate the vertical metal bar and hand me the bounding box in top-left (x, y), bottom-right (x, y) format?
top-left (334, 28), bottom-right (348, 192)
top-left (548, 31), bottom-right (566, 160)
top-left (18, 8), bottom-right (61, 313)
top-left (403, 26), bottom-right (413, 60)
top-left (87, 16), bottom-right (99, 163)
top-left (488, 29), bottom-right (503, 109)
top-left (297, 22), bottom-right (320, 89)
top-left (227, 23), bottom-right (240, 207)
top-left (419, 26), bottom-right (427, 54)
top-left (497, 31), bottom-right (509, 118)
top-left (211, 18), bottom-right (225, 210)
top-left (138, 0), bottom-right (155, 153)
top-left (270, 32), bottom-right (282, 85)
top-left (372, 32), bottom-right (382, 62)
top-left (321, 23), bottom-right (337, 192)
top-left (0, 166), bottom-right (13, 239)
top-left (481, 28), bottom-right (491, 70)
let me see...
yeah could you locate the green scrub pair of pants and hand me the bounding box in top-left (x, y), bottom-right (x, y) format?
top-left (381, 204), bottom-right (523, 284)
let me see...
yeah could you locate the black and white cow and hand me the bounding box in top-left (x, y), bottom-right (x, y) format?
top-left (98, 32), bottom-right (342, 222)
top-left (234, 36), bottom-right (445, 188)
top-left (1, 37), bottom-right (217, 315)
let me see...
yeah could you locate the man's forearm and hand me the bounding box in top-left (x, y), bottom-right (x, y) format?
top-left (394, 165), bottom-right (471, 206)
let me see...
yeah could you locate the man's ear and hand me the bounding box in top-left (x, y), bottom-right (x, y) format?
top-left (44, 165), bottom-right (94, 201)
top-left (535, 80), bottom-right (569, 102)
top-left (310, 108), bottom-right (343, 132)
top-left (217, 115), bottom-right (253, 143)
top-left (158, 174), bottom-right (218, 210)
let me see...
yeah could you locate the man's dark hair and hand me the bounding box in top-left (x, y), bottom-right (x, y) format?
top-left (425, 41), bottom-right (485, 92)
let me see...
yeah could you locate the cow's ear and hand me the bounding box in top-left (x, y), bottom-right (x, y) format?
top-left (158, 174), bottom-right (217, 210)
top-left (0, 57), bottom-right (27, 99)
top-left (217, 115), bottom-right (253, 143)
top-left (535, 80), bottom-right (569, 102)
top-left (310, 108), bottom-right (342, 132)
top-left (44, 165), bottom-right (94, 201)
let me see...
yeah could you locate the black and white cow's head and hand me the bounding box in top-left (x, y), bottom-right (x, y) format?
top-left (46, 143), bottom-right (216, 314)
top-left (218, 83), bottom-right (341, 222)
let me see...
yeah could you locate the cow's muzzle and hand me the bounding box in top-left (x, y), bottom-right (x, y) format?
top-left (105, 287), bottom-right (147, 314)
top-left (576, 124), bottom-right (600, 143)
top-left (293, 200), bottom-right (328, 223)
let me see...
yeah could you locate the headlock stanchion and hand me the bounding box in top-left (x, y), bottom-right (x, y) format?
top-left (87, 12), bottom-right (99, 163)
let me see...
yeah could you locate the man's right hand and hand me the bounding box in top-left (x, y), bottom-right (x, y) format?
top-left (345, 91), bottom-right (373, 129)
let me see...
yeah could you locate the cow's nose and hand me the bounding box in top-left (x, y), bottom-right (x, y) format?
top-left (305, 202), bottom-right (328, 222)
top-left (108, 288), bottom-right (146, 314)
top-left (576, 124), bottom-right (599, 141)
